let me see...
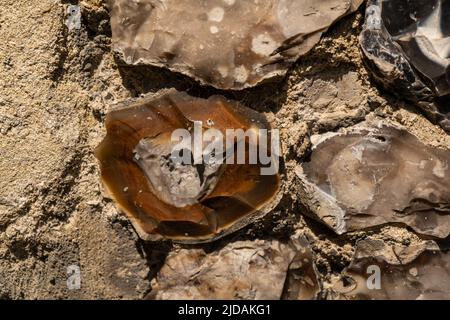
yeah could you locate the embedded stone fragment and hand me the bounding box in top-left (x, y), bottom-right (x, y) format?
top-left (360, 0), bottom-right (450, 132)
top-left (333, 239), bottom-right (450, 300)
top-left (111, 0), bottom-right (363, 90)
top-left (149, 236), bottom-right (319, 300)
top-left (295, 119), bottom-right (450, 238)
top-left (95, 90), bottom-right (281, 243)
top-left (281, 236), bottom-right (321, 300)
top-left (66, 4), bottom-right (81, 31)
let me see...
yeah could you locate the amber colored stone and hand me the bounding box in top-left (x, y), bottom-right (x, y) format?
top-left (95, 91), bottom-right (280, 243)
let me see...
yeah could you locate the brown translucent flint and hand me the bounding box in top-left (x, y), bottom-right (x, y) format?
top-left (95, 90), bottom-right (280, 243)
top-left (110, 0), bottom-right (363, 90)
top-left (333, 239), bottom-right (450, 299)
top-left (295, 119), bottom-right (450, 238)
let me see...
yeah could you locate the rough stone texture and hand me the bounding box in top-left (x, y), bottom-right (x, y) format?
top-left (0, 0), bottom-right (153, 299)
top-left (1, 0), bottom-right (449, 299)
top-left (150, 235), bottom-right (319, 300)
top-left (296, 119), bottom-right (450, 238)
top-left (111, 0), bottom-right (363, 90)
top-left (333, 239), bottom-right (450, 300)
top-left (360, 0), bottom-right (450, 132)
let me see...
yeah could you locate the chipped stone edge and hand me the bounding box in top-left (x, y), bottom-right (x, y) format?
top-left (112, 45), bottom-right (288, 90)
top-left (294, 117), bottom-right (425, 236)
top-left (111, 0), bottom-right (365, 91)
top-left (98, 89), bottom-right (285, 244)
top-left (331, 238), bottom-right (441, 296)
top-left (294, 164), bottom-right (347, 234)
top-left (353, 238), bottom-right (441, 265)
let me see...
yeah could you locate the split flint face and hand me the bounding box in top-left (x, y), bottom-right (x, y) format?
top-left (150, 236), bottom-right (320, 300)
top-left (296, 120), bottom-right (450, 238)
top-left (111, 0), bottom-right (363, 90)
top-left (360, 0), bottom-right (450, 132)
top-left (95, 90), bottom-right (281, 243)
top-left (333, 239), bottom-right (450, 300)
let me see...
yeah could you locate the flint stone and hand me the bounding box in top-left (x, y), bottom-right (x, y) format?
top-left (360, 0), bottom-right (450, 132)
top-left (334, 239), bottom-right (450, 300)
top-left (149, 236), bottom-right (319, 300)
top-left (111, 0), bottom-right (363, 90)
top-left (296, 119), bottom-right (450, 238)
